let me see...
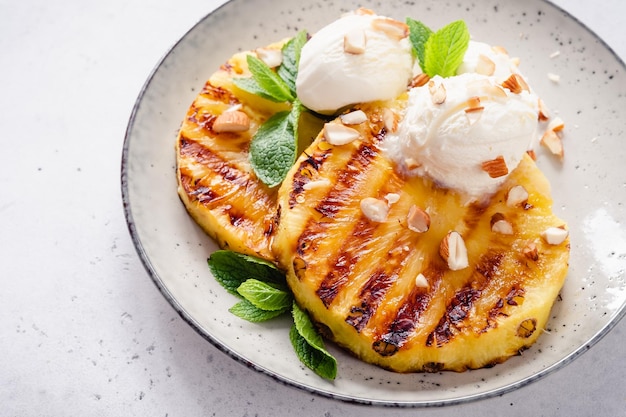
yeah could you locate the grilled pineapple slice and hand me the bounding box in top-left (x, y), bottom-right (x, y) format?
top-left (273, 101), bottom-right (569, 372)
top-left (176, 43), bottom-right (291, 261)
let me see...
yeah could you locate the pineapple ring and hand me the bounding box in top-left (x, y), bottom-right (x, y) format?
top-left (272, 101), bottom-right (569, 372)
top-left (175, 43), bottom-right (291, 261)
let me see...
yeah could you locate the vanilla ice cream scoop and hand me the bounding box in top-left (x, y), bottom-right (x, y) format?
top-left (457, 41), bottom-right (521, 83)
top-left (385, 72), bottom-right (539, 202)
top-left (296, 11), bottom-right (413, 114)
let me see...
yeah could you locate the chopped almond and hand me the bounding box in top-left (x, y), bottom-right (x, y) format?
top-left (538, 98), bottom-right (550, 121)
top-left (384, 193), bottom-right (400, 205)
top-left (323, 123), bottom-right (360, 145)
top-left (465, 97), bottom-right (484, 125)
top-left (481, 155), bottom-right (509, 178)
top-left (371, 18), bottom-right (409, 40)
top-left (492, 45), bottom-right (508, 55)
top-left (506, 185), bottom-right (529, 207)
top-left (344, 29), bottom-right (367, 54)
top-left (490, 213), bottom-right (514, 235)
top-left (548, 116), bottom-right (565, 132)
top-left (541, 226), bottom-right (568, 245)
top-left (212, 110), bottom-right (251, 133)
top-left (383, 108), bottom-right (398, 133)
top-left (501, 74), bottom-right (530, 94)
top-left (302, 178), bottom-right (331, 191)
top-left (404, 157), bottom-right (420, 170)
top-left (355, 7), bottom-right (375, 15)
top-left (256, 48), bottom-right (282, 68)
top-left (411, 73), bottom-right (430, 88)
top-left (540, 130), bottom-right (564, 159)
top-left (439, 231), bottom-right (469, 271)
top-left (340, 110), bottom-right (367, 125)
top-left (465, 96), bottom-right (484, 114)
top-left (429, 81), bottom-right (447, 104)
top-left (476, 54), bottom-right (496, 76)
top-left (487, 84), bottom-right (508, 98)
top-left (415, 273), bottom-right (429, 288)
top-left (407, 205), bottom-right (430, 233)
top-left (360, 197), bottom-right (389, 222)
top-left (523, 241), bottom-right (539, 261)
top-left (547, 73), bottom-right (561, 83)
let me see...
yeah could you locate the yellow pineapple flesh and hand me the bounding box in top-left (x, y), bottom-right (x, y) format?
top-left (175, 43), bottom-right (290, 261)
top-left (272, 101), bottom-right (569, 372)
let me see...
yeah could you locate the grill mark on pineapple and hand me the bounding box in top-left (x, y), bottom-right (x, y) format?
top-left (178, 136), bottom-right (275, 219)
top-left (475, 251), bottom-right (506, 284)
top-left (296, 219), bottom-right (327, 258)
top-left (373, 291), bottom-right (432, 356)
top-left (483, 285), bottom-right (527, 332)
top-left (315, 219), bottom-right (376, 307)
top-left (299, 139), bottom-right (386, 305)
top-left (345, 232), bottom-right (422, 332)
top-left (426, 252), bottom-right (505, 347)
top-left (346, 269), bottom-right (396, 331)
top-left (187, 106), bottom-right (218, 132)
top-left (289, 150), bottom-right (330, 209)
top-left (369, 266), bottom-right (443, 355)
top-left (200, 81), bottom-right (238, 104)
top-left (315, 144), bottom-right (378, 218)
top-left (426, 287), bottom-right (481, 348)
top-left (185, 82), bottom-right (241, 132)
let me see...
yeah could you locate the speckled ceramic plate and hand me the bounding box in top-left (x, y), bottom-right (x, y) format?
top-left (122, 0), bottom-right (626, 406)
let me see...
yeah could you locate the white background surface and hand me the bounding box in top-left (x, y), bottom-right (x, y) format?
top-left (1, 0), bottom-right (624, 416)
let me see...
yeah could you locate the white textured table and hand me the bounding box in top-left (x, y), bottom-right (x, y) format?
top-left (2, 0), bottom-right (624, 415)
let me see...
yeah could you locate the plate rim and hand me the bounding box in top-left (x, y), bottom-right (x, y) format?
top-left (120, 0), bottom-right (626, 407)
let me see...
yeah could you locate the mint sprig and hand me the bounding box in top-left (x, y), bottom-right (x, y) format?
top-left (407, 19), bottom-right (470, 78)
top-left (208, 250), bottom-right (285, 295)
top-left (406, 19), bottom-right (433, 69)
top-left (229, 299), bottom-right (289, 322)
top-left (249, 102), bottom-right (302, 188)
top-left (232, 31), bottom-right (309, 188)
top-left (236, 279), bottom-right (292, 311)
top-left (233, 52), bottom-right (294, 103)
top-left (290, 302), bottom-right (337, 380)
top-left (207, 250), bottom-right (337, 380)
top-left (277, 30), bottom-right (308, 97)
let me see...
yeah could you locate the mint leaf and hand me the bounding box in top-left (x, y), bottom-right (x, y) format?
top-left (423, 20), bottom-right (470, 78)
top-left (406, 18), bottom-right (433, 72)
top-left (232, 77), bottom-right (280, 102)
top-left (290, 99), bottom-right (304, 147)
top-left (290, 302), bottom-right (337, 380)
top-left (229, 299), bottom-right (289, 322)
top-left (249, 108), bottom-right (298, 187)
top-left (237, 279), bottom-right (292, 311)
top-left (278, 30), bottom-right (308, 96)
top-left (208, 250), bottom-right (285, 295)
top-left (234, 55), bottom-right (294, 103)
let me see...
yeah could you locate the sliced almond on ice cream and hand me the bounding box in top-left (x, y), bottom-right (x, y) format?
top-left (481, 155), bottom-right (509, 178)
top-left (344, 29), bottom-right (367, 54)
top-left (476, 54), bottom-right (496, 76)
top-left (370, 18), bottom-right (409, 40)
top-left (501, 74), bottom-right (530, 94)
